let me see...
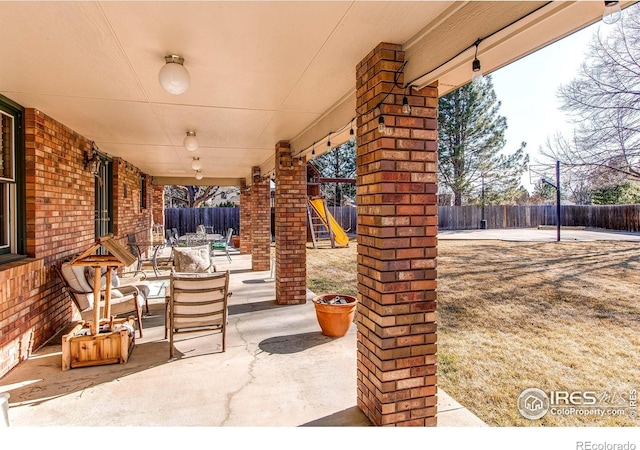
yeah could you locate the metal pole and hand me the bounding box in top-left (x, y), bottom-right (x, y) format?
top-left (480, 174), bottom-right (487, 229)
top-left (556, 160), bottom-right (561, 242)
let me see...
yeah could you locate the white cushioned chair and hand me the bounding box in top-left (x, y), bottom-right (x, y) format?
top-left (55, 262), bottom-right (146, 337)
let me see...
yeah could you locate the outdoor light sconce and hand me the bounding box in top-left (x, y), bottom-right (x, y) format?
top-left (159, 54), bottom-right (190, 94)
top-left (603, 1), bottom-right (621, 24)
top-left (84, 147), bottom-right (101, 175)
top-left (184, 131), bottom-right (199, 152)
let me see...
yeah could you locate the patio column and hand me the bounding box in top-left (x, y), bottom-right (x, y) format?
top-left (356, 42), bottom-right (439, 426)
top-left (239, 179), bottom-right (252, 254)
top-left (274, 141), bottom-right (307, 305)
top-left (152, 184), bottom-right (164, 230)
top-left (250, 166), bottom-right (271, 271)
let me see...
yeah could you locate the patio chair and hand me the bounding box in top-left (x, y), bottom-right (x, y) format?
top-left (55, 262), bottom-right (146, 337)
top-left (212, 228), bottom-right (235, 263)
top-left (166, 271), bottom-right (231, 358)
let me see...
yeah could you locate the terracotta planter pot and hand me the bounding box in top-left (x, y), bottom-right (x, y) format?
top-left (312, 294), bottom-right (357, 337)
top-left (232, 235), bottom-right (240, 248)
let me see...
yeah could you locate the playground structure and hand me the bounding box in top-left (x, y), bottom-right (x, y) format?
top-left (306, 162), bottom-right (354, 249)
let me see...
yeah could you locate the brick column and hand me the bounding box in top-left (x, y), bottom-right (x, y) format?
top-left (250, 166), bottom-right (271, 271)
top-left (356, 42), bottom-right (439, 426)
top-left (274, 141), bottom-right (307, 305)
top-left (152, 183), bottom-right (165, 229)
top-left (239, 179), bottom-right (252, 254)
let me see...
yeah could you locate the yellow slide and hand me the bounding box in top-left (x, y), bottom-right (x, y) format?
top-left (308, 199), bottom-right (350, 247)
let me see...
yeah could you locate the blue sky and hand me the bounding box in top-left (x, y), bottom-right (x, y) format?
top-left (491, 21), bottom-right (600, 190)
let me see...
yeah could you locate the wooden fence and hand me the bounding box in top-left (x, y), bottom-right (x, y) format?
top-left (165, 208), bottom-right (240, 236)
top-left (165, 206), bottom-right (357, 238)
top-left (438, 205), bottom-right (640, 232)
top-left (165, 205), bottom-right (640, 236)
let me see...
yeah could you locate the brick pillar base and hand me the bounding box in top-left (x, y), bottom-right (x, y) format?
top-left (251, 166), bottom-right (271, 271)
top-left (356, 42), bottom-right (439, 426)
top-left (275, 141), bottom-right (307, 305)
top-left (240, 180), bottom-right (252, 254)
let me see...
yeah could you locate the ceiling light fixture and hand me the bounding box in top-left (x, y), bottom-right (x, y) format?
top-left (471, 39), bottom-right (482, 82)
top-left (184, 131), bottom-right (198, 152)
top-left (327, 133), bottom-right (331, 149)
top-left (311, 142), bottom-right (316, 156)
top-left (602, 1), bottom-right (621, 24)
top-left (191, 157), bottom-right (202, 171)
top-left (159, 54), bottom-right (190, 95)
top-left (195, 170), bottom-right (203, 181)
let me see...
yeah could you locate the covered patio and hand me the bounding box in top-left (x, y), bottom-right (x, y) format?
top-left (0, 1), bottom-right (632, 429)
top-left (0, 253), bottom-right (484, 427)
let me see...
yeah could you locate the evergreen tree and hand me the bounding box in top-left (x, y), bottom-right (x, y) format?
top-left (591, 182), bottom-right (640, 205)
top-left (311, 139), bottom-right (356, 206)
top-left (438, 75), bottom-right (529, 205)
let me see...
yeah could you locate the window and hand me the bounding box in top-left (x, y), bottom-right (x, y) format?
top-left (0, 95), bottom-right (25, 260)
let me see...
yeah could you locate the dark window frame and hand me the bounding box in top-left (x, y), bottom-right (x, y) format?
top-left (0, 94), bottom-right (25, 261)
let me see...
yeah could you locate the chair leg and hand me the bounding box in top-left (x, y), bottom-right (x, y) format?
top-left (222, 327), bottom-right (226, 353)
top-left (169, 329), bottom-right (174, 359)
top-left (226, 247), bottom-right (231, 263)
top-left (134, 295), bottom-right (143, 338)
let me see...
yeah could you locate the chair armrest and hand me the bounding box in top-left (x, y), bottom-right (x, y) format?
top-left (109, 285), bottom-right (140, 298)
top-left (120, 270), bottom-right (147, 281)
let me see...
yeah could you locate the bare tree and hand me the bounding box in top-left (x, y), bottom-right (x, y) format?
top-left (542, 4), bottom-right (640, 185)
top-left (165, 185), bottom-right (236, 208)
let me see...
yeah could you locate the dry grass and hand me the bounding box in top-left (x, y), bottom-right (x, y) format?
top-left (306, 238), bottom-right (640, 426)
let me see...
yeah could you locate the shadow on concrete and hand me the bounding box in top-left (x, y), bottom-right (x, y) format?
top-left (228, 300), bottom-right (294, 315)
top-left (300, 406), bottom-right (373, 426)
top-left (242, 278), bottom-right (274, 284)
top-left (3, 340), bottom-right (170, 407)
top-left (258, 331), bottom-right (335, 354)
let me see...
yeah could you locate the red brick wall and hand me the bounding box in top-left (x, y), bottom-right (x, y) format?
top-left (239, 179), bottom-right (252, 254)
top-left (113, 158), bottom-right (153, 245)
top-left (0, 109), bottom-right (95, 377)
top-left (0, 108), bottom-right (155, 378)
top-left (250, 167), bottom-right (271, 271)
top-left (274, 141), bottom-right (307, 305)
top-left (356, 43), bottom-right (439, 426)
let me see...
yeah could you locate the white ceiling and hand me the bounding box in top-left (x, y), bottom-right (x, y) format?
top-left (0, 1), bottom-right (630, 186)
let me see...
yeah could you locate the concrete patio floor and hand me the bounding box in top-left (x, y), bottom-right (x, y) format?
top-left (0, 253), bottom-right (484, 428)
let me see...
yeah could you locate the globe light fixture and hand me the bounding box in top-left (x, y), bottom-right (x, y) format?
top-left (191, 157), bottom-right (202, 171)
top-left (159, 54), bottom-right (190, 95)
top-left (195, 170), bottom-right (203, 181)
top-left (184, 131), bottom-right (199, 152)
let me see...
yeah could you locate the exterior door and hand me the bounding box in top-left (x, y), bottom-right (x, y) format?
top-left (94, 157), bottom-right (113, 249)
